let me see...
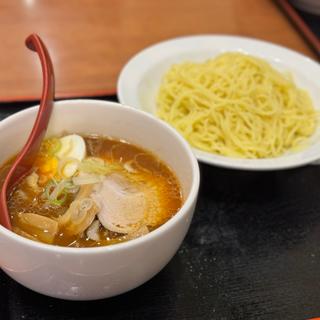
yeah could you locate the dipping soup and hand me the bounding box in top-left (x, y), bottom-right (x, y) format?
top-left (1, 134), bottom-right (183, 247)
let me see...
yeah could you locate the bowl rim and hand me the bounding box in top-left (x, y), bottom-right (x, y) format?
top-left (0, 99), bottom-right (200, 254)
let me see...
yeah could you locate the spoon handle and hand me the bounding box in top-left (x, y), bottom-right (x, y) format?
top-left (0, 34), bottom-right (55, 229)
top-left (23, 34), bottom-right (55, 168)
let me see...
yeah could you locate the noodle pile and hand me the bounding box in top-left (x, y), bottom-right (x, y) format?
top-left (156, 52), bottom-right (317, 158)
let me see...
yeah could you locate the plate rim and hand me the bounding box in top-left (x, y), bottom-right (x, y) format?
top-left (117, 34), bottom-right (320, 171)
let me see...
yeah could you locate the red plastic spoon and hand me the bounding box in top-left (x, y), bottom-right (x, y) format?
top-left (0, 34), bottom-right (55, 230)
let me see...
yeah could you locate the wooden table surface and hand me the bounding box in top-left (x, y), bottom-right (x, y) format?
top-left (0, 0), bottom-right (317, 102)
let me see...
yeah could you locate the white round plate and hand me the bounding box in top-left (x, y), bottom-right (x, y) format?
top-left (117, 35), bottom-right (320, 170)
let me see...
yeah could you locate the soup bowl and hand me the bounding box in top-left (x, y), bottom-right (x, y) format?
top-left (0, 100), bottom-right (200, 300)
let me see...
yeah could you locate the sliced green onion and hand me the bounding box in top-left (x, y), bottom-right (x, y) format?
top-left (48, 138), bottom-right (62, 156)
top-left (64, 180), bottom-right (80, 194)
top-left (48, 180), bottom-right (67, 202)
top-left (44, 179), bottom-right (57, 199)
top-left (43, 178), bottom-right (78, 206)
top-left (79, 157), bottom-right (119, 175)
top-left (58, 157), bottom-right (80, 178)
top-left (48, 190), bottom-right (68, 206)
top-left (72, 174), bottom-right (103, 186)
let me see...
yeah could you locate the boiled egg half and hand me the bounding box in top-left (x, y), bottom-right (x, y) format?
top-left (55, 134), bottom-right (86, 178)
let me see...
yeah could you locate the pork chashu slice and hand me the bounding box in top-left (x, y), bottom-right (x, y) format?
top-left (92, 174), bottom-right (146, 234)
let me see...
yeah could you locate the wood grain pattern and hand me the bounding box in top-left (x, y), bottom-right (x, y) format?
top-left (0, 0), bottom-right (317, 102)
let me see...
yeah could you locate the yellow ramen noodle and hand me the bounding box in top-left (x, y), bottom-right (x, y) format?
top-left (156, 52), bottom-right (317, 158)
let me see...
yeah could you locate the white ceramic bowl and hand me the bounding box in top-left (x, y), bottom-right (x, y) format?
top-left (0, 100), bottom-right (200, 300)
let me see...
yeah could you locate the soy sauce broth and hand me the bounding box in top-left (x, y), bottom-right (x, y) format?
top-left (1, 135), bottom-right (183, 247)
